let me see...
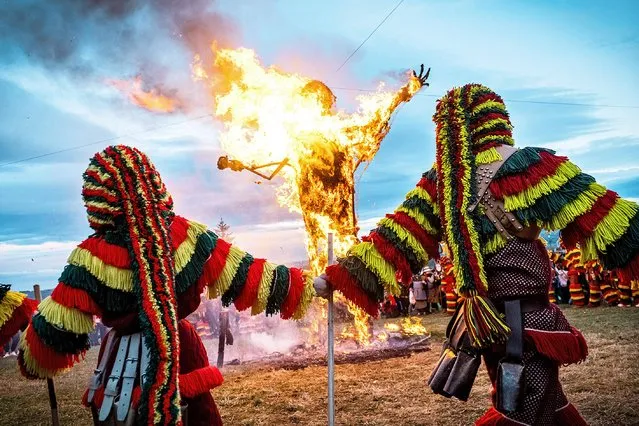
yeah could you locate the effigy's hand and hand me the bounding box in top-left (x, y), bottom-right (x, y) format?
top-left (313, 274), bottom-right (332, 299)
top-left (412, 64), bottom-right (431, 87)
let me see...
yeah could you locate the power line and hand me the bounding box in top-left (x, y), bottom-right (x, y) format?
top-left (335, 0), bottom-right (405, 72)
top-left (0, 113), bottom-right (214, 168)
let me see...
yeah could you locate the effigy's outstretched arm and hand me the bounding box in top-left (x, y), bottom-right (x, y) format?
top-left (489, 146), bottom-right (639, 279)
top-left (353, 65), bottom-right (430, 164)
top-left (317, 169), bottom-right (441, 317)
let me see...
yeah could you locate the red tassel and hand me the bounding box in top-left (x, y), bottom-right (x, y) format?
top-left (234, 259), bottom-right (266, 312)
top-left (416, 176), bottom-right (437, 200)
top-left (389, 212), bottom-right (440, 260)
top-left (79, 236), bottom-right (130, 269)
top-left (280, 267), bottom-right (305, 320)
top-left (325, 264), bottom-right (379, 317)
top-left (475, 407), bottom-right (523, 426)
top-left (179, 366), bottom-right (224, 399)
top-left (51, 283), bottom-right (102, 315)
top-left (25, 325), bottom-right (84, 371)
top-left (524, 327), bottom-right (588, 365)
top-left (369, 232), bottom-right (412, 284)
top-left (490, 151), bottom-right (566, 199)
top-left (562, 190), bottom-right (619, 248)
top-left (0, 298), bottom-right (37, 347)
top-left (555, 403), bottom-right (588, 425)
top-left (169, 215), bottom-right (190, 250)
top-left (200, 238), bottom-right (231, 285)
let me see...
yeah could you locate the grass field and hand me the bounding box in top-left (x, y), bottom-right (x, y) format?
top-left (1, 306), bottom-right (638, 425)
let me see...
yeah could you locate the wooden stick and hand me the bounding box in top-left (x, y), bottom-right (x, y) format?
top-left (217, 310), bottom-right (229, 368)
top-left (34, 284), bottom-right (60, 426)
top-left (327, 233), bottom-right (335, 426)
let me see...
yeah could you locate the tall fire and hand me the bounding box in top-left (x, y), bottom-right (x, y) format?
top-left (108, 76), bottom-right (182, 113)
top-left (194, 46), bottom-right (429, 346)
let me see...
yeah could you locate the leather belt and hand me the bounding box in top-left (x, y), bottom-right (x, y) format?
top-left (495, 297), bottom-right (548, 314)
top-left (117, 333), bottom-right (141, 422)
top-left (87, 330), bottom-right (116, 404)
top-left (99, 335), bottom-right (130, 421)
top-left (504, 300), bottom-right (523, 359)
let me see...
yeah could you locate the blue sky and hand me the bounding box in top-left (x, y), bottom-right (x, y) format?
top-left (1, 0), bottom-right (638, 291)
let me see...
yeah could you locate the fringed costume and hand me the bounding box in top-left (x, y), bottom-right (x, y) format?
top-left (440, 257), bottom-right (458, 315)
top-left (18, 146), bottom-right (315, 425)
top-left (586, 261), bottom-right (602, 307)
top-left (320, 84), bottom-right (639, 425)
top-left (0, 284), bottom-right (37, 348)
top-left (566, 249), bottom-right (587, 307)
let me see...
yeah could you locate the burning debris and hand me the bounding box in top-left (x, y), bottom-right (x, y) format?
top-left (108, 76), bottom-right (182, 113)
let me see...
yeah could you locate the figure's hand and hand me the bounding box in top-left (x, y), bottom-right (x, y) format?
top-left (412, 64), bottom-right (431, 87)
top-left (313, 274), bottom-right (332, 299)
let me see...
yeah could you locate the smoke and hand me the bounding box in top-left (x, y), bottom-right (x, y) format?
top-left (0, 0), bottom-right (238, 86)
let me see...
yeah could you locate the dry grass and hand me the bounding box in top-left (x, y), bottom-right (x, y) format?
top-left (1, 306), bottom-right (638, 425)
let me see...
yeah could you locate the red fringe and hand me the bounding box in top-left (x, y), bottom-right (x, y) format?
top-left (325, 264), bottom-right (379, 317)
top-left (18, 351), bottom-right (39, 380)
top-left (51, 283), bottom-right (102, 315)
top-left (25, 325), bottom-right (84, 371)
top-left (369, 232), bottom-right (412, 284)
top-left (389, 212), bottom-right (440, 260)
top-left (524, 326), bottom-right (588, 365)
top-left (489, 151), bottom-right (566, 199)
top-left (81, 186), bottom-right (120, 205)
top-left (470, 113), bottom-right (510, 132)
top-left (555, 403), bottom-right (588, 425)
top-left (470, 93), bottom-right (504, 110)
top-left (179, 366), bottom-right (224, 399)
top-left (200, 238), bottom-right (231, 286)
top-left (233, 259), bottom-right (266, 312)
top-left (280, 267), bottom-right (305, 320)
top-left (562, 190), bottom-right (619, 249)
top-left (79, 236), bottom-right (130, 269)
top-left (169, 215), bottom-right (190, 250)
top-left (475, 407), bottom-right (522, 426)
top-left (0, 298), bottom-right (37, 347)
top-left (416, 176), bottom-right (437, 200)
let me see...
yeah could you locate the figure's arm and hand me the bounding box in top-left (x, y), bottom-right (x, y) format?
top-left (490, 147), bottom-right (639, 279)
top-left (320, 169), bottom-right (441, 316)
top-left (0, 285), bottom-right (38, 348)
top-left (18, 260), bottom-right (100, 379)
top-left (172, 217), bottom-right (315, 320)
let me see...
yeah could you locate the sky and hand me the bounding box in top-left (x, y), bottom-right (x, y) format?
top-left (1, 0), bottom-right (638, 291)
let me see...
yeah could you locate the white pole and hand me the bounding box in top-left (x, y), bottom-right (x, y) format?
top-left (327, 232), bottom-right (335, 426)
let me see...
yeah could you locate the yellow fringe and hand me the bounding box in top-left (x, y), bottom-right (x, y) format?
top-left (378, 217), bottom-right (427, 263)
top-left (504, 161), bottom-right (581, 211)
top-left (349, 242), bottom-right (401, 296)
top-left (405, 186), bottom-right (436, 208)
top-left (209, 245), bottom-right (245, 299)
top-left (83, 182), bottom-right (117, 198)
top-left (546, 183), bottom-right (606, 230)
top-left (67, 247), bottom-right (134, 292)
top-left (475, 147), bottom-right (502, 165)
top-left (587, 198), bottom-right (639, 254)
top-left (38, 297), bottom-right (95, 335)
top-left (475, 134), bottom-right (513, 147)
top-left (472, 100), bottom-right (507, 116)
top-left (84, 199), bottom-right (120, 213)
top-left (292, 273), bottom-right (315, 320)
top-left (252, 262), bottom-right (275, 315)
top-left (86, 164), bottom-right (111, 181)
top-left (0, 291), bottom-right (26, 327)
top-left (482, 234), bottom-right (507, 256)
top-left (395, 205), bottom-right (438, 236)
top-left (173, 220), bottom-right (208, 274)
top-left (472, 119), bottom-right (511, 137)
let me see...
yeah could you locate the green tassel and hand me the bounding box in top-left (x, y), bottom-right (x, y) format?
top-left (60, 264), bottom-right (136, 313)
top-left (221, 253), bottom-right (253, 307)
top-left (494, 147), bottom-right (553, 178)
top-left (376, 225), bottom-right (421, 272)
top-left (175, 231), bottom-right (217, 294)
top-left (31, 313), bottom-right (90, 355)
top-left (265, 265), bottom-right (289, 316)
top-left (341, 256), bottom-right (386, 302)
top-left (463, 294), bottom-right (510, 348)
top-left (601, 211), bottom-right (639, 269)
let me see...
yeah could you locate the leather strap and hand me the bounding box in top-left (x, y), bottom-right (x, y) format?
top-left (468, 145), bottom-right (518, 213)
top-left (117, 333), bottom-right (141, 421)
top-left (87, 330), bottom-right (116, 403)
top-left (504, 300), bottom-right (523, 360)
top-left (99, 334), bottom-right (130, 421)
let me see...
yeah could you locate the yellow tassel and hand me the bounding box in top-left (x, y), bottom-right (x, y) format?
top-left (378, 217), bottom-right (427, 263)
top-left (587, 198), bottom-right (639, 254)
top-left (209, 245), bottom-right (244, 299)
top-left (349, 242), bottom-right (401, 295)
top-left (252, 262), bottom-right (275, 315)
top-left (67, 247), bottom-right (134, 292)
top-left (0, 291), bottom-right (26, 327)
top-left (292, 273), bottom-right (315, 320)
top-left (472, 100), bottom-right (507, 116)
top-left (173, 220), bottom-right (208, 274)
top-left (504, 161), bottom-right (581, 211)
top-left (547, 183), bottom-right (606, 230)
top-left (38, 297), bottom-right (94, 335)
top-left (475, 147), bottom-right (502, 165)
top-left (395, 205), bottom-right (438, 235)
top-left (482, 234), bottom-right (507, 256)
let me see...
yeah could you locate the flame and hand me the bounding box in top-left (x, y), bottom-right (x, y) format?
top-left (339, 299), bottom-right (373, 346)
top-left (109, 76), bottom-right (181, 113)
top-left (384, 317), bottom-right (428, 337)
top-left (195, 46), bottom-right (423, 346)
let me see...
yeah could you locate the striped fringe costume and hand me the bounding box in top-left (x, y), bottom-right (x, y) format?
top-left (0, 284), bottom-right (37, 348)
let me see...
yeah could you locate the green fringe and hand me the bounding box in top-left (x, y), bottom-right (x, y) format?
top-left (494, 147), bottom-right (553, 178)
top-left (601, 211), bottom-right (639, 269)
top-left (340, 256), bottom-right (385, 302)
top-left (401, 196), bottom-right (440, 227)
top-left (221, 253), bottom-right (254, 307)
top-left (516, 174), bottom-right (595, 224)
top-left (102, 228), bottom-right (130, 247)
top-left (60, 264), bottom-right (136, 313)
top-left (423, 168), bottom-right (437, 182)
top-left (175, 231), bottom-right (218, 294)
top-left (266, 265), bottom-right (289, 316)
top-left (376, 225), bottom-right (422, 272)
top-left (31, 313), bottom-right (90, 355)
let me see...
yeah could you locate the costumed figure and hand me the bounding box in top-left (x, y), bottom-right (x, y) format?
top-left (18, 146), bottom-right (315, 425)
top-left (0, 284), bottom-right (37, 348)
top-left (566, 248), bottom-right (587, 307)
top-left (440, 257), bottom-right (458, 315)
top-left (617, 273), bottom-right (633, 307)
top-left (632, 280), bottom-right (639, 307)
top-left (586, 261), bottom-right (602, 307)
top-left (600, 269), bottom-right (620, 306)
top-left (315, 84), bottom-right (639, 425)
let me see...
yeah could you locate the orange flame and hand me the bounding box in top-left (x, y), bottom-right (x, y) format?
top-left (109, 76), bottom-right (181, 113)
top-left (384, 317), bottom-right (428, 337)
top-left (195, 46), bottom-right (424, 345)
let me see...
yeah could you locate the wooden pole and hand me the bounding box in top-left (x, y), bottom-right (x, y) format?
top-left (327, 233), bottom-right (335, 426)
top-left (34, 284), bottom-right (60, 426)
top-left (217, 310), bottom-right (229, 368)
